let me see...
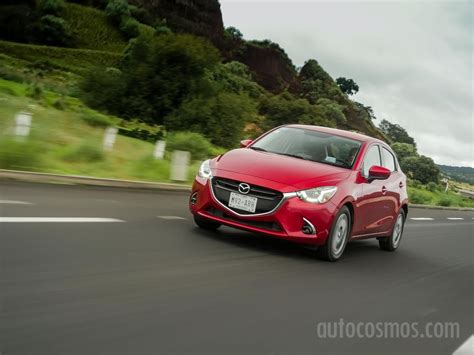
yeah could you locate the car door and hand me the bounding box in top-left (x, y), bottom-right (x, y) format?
top-left (353, 144), bottom-right (390, 236)
top-left (380, 146), bottom-right (401, 231)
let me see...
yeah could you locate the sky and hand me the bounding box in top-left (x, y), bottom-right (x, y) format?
top-left (219, 0), bottom-right (473, 167)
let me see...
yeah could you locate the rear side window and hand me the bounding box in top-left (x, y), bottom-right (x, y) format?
top-left (362, 145), bottom-right (381, 176)
top-left (381, 147), bottom-right (396, 172)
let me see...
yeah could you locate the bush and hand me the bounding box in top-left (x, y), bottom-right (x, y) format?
top-left (26, 83), bottom-right (43, 100)
top-left (166, 132), bottom-right (214, 161)
top-left (81, 110), bottom-right (116, 127)
top-left (105, 0), bottom-right (130, 25)
top-left (62, 141), bottom-right (104, 162)
top-left (53, 96), bottom-right (66, 110)
top-left (426, 182), bottom-right (439, 192)
top-left (120, 17), bottom-right (140, 39)
top-left (408, 188), bottom-right (432, 205)
top-left (437, 195), bottom-right (453, 207)
top-left (0, 138), bottom-right (42, 170)
top-left (36, 15), bottom-right (73, 46)
top-left (38, 0), bottom-right (65, 16)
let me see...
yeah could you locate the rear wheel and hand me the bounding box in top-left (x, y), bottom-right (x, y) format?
top-left (194, 215), bottom-right (221, 230)
top-left (316, 206), bottom-right (351, 262)
top-left (379, 209), bottom-right (405, 251)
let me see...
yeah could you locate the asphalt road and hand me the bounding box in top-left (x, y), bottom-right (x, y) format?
top-left (1, 181), bottom-right (473, 355)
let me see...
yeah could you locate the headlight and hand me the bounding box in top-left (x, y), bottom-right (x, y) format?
top-left (296, 186), bottom-right (337, 204)
top-left (198, 159), bottom-right (212, 179)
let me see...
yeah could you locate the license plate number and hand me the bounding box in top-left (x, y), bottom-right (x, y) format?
top-left (228, 192), bottom-right (257, 213)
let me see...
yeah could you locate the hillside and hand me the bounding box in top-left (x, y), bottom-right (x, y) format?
top-left (438, 165), bottom-right (474, 184)
top-left (0, 0), bottom-right (385, 142)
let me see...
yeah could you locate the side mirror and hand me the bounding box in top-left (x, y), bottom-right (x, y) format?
top-left (367, 165), bottom-right (391, 182)
top-left (240, 139), bottom-right (253, 148)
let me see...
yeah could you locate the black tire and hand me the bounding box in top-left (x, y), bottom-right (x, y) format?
top-left (379, 209), bottom-right (405, 251)
top-left (194, 215), bottom-right (221, 230)
top-left (316, 206), bottom-right (351, 262)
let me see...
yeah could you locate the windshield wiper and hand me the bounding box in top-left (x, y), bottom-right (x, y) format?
top-left (278, 153), bottom-right (308, 161)
top-left (249, 146), bottom-right (268, 152)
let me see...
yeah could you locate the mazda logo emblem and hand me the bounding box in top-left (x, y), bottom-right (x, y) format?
top-left (238, 183), bottom-right (251, 194)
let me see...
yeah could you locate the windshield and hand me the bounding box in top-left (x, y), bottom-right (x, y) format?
top-left (250, 127), bottom-right (362, 169)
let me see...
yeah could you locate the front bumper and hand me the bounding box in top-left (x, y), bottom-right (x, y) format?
top-left (189, 176), bottom-right (339, 246)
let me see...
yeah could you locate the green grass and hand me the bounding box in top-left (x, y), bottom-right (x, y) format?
top-left (63, 3), bottom-right (127, 53)
top-left (0, 79), bottom-right (205, 183)
top-left (408, 185), bottom-right (474, 208)
top-left (0, 40), bottom-right (122, 75)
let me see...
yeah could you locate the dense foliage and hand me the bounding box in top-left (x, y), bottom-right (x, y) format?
top-left (336, 77), bottom-right (359, 96)
top-left (379, 119), bottom-right (416, 146)
top-left (391, 142), bottom-right (440, 184)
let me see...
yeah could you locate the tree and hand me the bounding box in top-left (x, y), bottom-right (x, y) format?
top-left (379, 119), bottom-right (416, 146)
top-left (391, 142), bottom-right (417, 161)
top-left (335, 77), bottom-right (359, 96)
top-left (401, 155), bottom-right (440, 184)
top-left (298, 59), bottom-right (344, 104)
top-left (204, 62), bottom-right (264, 99)
top-left (81, 33), bottom-right (220, 124)
top-left (36, 15), bottom-right (72, 46)
top-left (224, 26), bottom-right (243, 41)
top-left (259, 91), bottom-right (335, 129)
top-left (165, 92), bottom-right (255, 148)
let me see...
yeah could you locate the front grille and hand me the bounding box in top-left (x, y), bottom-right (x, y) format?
top-left (207, 207), bottom-right (282, 231)
top-left (211, 177), bottom-right (283, 215)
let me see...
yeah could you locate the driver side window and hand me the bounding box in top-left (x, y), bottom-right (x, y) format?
top-left (362, 145), bottom-right (381, 177)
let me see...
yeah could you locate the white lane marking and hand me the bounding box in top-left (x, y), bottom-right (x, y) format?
top-left (157, 216), bottom-right (186, 220)
top-left (0, 200), bottom-right (34, 205)
top-left (0, 217), bottom-right (124, 223)
top-left (447, 218), bottom-right (464, 220)
top-left (453, 334), bottom-right (474, 355)
top-left (410, 217), bottom-right (434, 221)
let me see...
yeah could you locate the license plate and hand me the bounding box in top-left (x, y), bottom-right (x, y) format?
top-left (228, 192), bottom-right (257, 213)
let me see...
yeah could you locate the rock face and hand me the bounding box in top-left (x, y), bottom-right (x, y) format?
top-left (127, 0), bottom-right (296, 92)
top-left (128, 0), bottom-right (224, 45)
top-left (235, 43), bottom-right (297, 93)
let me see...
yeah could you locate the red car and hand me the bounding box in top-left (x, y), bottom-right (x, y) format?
top-left (189, 125), bottom-right (408, 261)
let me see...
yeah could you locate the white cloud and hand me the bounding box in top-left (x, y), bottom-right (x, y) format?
top-left (220, 0), bottom-right (473, 166)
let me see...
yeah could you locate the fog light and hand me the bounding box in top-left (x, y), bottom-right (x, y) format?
top-left (302, 217), bottom-right (316, 235)
top-left (190, 192), bottom-right (198, 205)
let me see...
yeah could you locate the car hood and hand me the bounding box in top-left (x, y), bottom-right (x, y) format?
top-left (213, 148), bottom-right (351, 190)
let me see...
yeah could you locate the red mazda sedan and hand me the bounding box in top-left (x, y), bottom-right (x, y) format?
top-left (189, 125), bottom-right (408, 261)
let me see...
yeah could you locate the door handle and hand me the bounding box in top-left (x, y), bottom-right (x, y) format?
top-left (382, 186), bottom-right (387, 195)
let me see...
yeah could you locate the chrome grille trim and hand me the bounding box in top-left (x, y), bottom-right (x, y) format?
top-left (209, 177), bottom-right (296, 218)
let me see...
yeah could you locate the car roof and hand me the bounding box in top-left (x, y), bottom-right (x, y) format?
top-left (285, 124), bottom-right (385, 145)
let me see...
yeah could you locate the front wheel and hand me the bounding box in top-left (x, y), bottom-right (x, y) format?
top-left (316, 206), bottom-right (351, 262)
top-left (379, 209), bottom-right (405, 251)
top-left (193, 215), bottom-right (221, 231)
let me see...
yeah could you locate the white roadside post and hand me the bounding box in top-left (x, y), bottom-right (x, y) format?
top-left (14, 111), bottom-right (32, 138)
top-left (103, 127), bottom-right (118, 151)
top-left (170, 150), bottom-right (190, 182)
top-left (442, 178), bottom-right (449, 193)
top-left (153, 140), bottom-right (166, 160)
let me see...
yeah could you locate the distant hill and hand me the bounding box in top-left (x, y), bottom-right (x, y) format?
top-left (438, 165), bottom-right (474, 184)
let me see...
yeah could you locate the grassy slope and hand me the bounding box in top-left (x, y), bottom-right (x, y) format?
top-left (62, 3), bottom-right (127, 53)
top-left (0, 80), bottom-right (199, 183)
top-left (0, 40), bottom-right (122, 75)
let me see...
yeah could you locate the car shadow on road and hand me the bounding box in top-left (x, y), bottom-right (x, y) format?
top-left (192, 226), bottom-right (383, 262)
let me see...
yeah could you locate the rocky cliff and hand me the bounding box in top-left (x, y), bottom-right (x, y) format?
top-left (128, 0), bottom-right (224, 45)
